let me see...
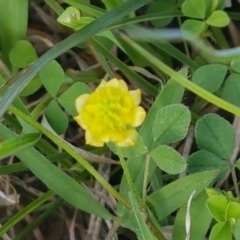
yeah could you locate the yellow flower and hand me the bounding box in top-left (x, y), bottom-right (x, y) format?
top-left (74, 78), bottom-right (146, 147)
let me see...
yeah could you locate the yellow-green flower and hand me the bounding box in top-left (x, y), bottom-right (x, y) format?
top-left (74, 78), bottom-right (146, 147)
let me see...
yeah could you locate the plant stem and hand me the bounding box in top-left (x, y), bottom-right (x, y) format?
top-left (115, 144), bottom-right (142, 205)
top-left (10, 105), bottom-right (131, 210)
top-left (142, 153), bottom-right (151, 202)
top-left (231, 166), bottom-right (240, 201)
top-left (115, 145), bottom-right (166, 240)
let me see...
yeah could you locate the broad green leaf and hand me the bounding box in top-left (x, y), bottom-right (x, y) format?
top-left (173, 192), bottom-right (212, 240)
top-left (206, 10), bottom-right (230, 27)
top-left (225, 201), bottom-right (240, 220)
top-left (45, 100), bottom-right (68, 135)
top-left (140, 76), bottom-right (185, 148)
top-left (147, 1), bottom-right (175, 27)
top-left (207, 195), bottom-right (228, 222)
top-left (222, 74), bottom-right (240, 107)
top-left (0, 133), bottom-right (40, 160)
top-left (181, 19), bottom-right (206, 36)
top-left (58, 82), bottom-right (91, 116)
top-left (151, 145), bottom-right (186, 174)
top-left (187, 150), bottom-right (229, 180)
top-left (192, 64), bottom-right (227, 93)
top-left (230, 58), bottom-right (240, 73)
top-left (0, 123), bottom-right (112, 219)
top-left (39, 60), bottom-right (65, 97)
top-left (182, 0), bottom-right (206, 19)
top-left (9, 40), bottom-right (38, 68)
top-left (195, 114), bottom-right (235, 159)
top-left (147, 170), bottom-right (218, 221)
top-left (209, 221), bottom-right (232, 240)
top-left (129, 192), bottom-right (157, 240)
top-left (152, 104), bottom-right (191, 145)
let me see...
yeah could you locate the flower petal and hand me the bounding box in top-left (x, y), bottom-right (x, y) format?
top-left (133, 106), bottom-right (146, 126)
top-left (129, 90), bottom-right (141, 106)
top-left (96, 80), bottom-right (107, 91)
top-left (106, 78), bottom-right (119, 87)
top-left (74, 116), bottom-right (87, 130)
top-left (118, 80), bottom-right (128, 91)
top-left (85, 130), bottom-right (104, 147)
top-left (75, 94), bottom-right (90, 112)
top-left (117, 130), bottom-right (137, 147)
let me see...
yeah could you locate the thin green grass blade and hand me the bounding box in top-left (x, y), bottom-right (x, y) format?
top-left (0, 0), bottom-right (150, 118)
top-left (0, 133), bottom-right (40, 160)
top-left (154, 41), bottom-right (199, 70)
top-left (0, 190), bottom-right (54, 237)
top-left (90, 38), bottom-right (158, 96)
top-left (14, 198), bottom-right (64, 239)
top-left (0, 123), bottom-right (113, 219)
top-left (129, 192), bottom-right (158, 240)
top-left (120, 33), bottom-right (240, 116)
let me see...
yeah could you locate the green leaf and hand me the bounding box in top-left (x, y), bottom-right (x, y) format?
top-left (187, 150), bottom-right (229, 180)
top-left (58, 82), bottom-right (91, 116)
top-left (192, 64), bottom-right (227, 93)
top-left (9, 40), bottom-right (38, 68)
top-left (57, 7), bottom-right (94, 31)
top-left (147, 1), bottom-right (175, 27)
top-left (0, 0), bottom-right (28, 63)
top-left (147, 170), bottom-right (218, 221)
top-left (152, 103), bottom-right (191, 145)
top-left (0, 133), bottom-right (40, 160)
top-left (209, 221), bottom-right (232, 240)
top-left (102, 0), bottom-right (126, 10)
top-left (45, 100), bottom-right (68, 135)
top-left (39, 60), bottom-right (65, 97)
top-left (235, 158), bottom-right (240, 170)
top-left (182, 0), bottom-right (206, 19)
top-left (173, 192), bottom-right (212, 240)
top-left (0, 123), bottom-right (112, 219)
top-left (151, 145), bottom-right (186, 174)
top-left (206, 10), bottom-right (230, 27)
top-left (222, 73), bottom-right (240, 107)
top-left (225, 201), bottom-right (240, 220)
top-left (195, 113), bottom-right (235, 159)
top-left (129, 192), bottom-right (157, 240)
top-left (20, 75), bottom-right (42, 97)
top-left (230, 58), bottom-right (240, 73)
top-left (140, 77), bottom-right (185, 148)
top-left (207, 195), bottom-right (228, 222)
top-left (181, 19), bottom-right (207, 36)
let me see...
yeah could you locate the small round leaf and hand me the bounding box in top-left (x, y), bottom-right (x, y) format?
top-left (45, 100), bottom-right (68, 134)
top-left (195, 114), bottom-right (235, 159)
top-left (153, 104), bottom-right (191, 145)
top-left (182, 0), bottom-right (206, 19)
top-left (206, 10), bottom-right (230, 27)
top-left (151, 145), bottom-right (186, 174)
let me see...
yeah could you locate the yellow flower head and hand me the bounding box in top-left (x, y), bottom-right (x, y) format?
top-left (74, 78), bottom-right (146, 147)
